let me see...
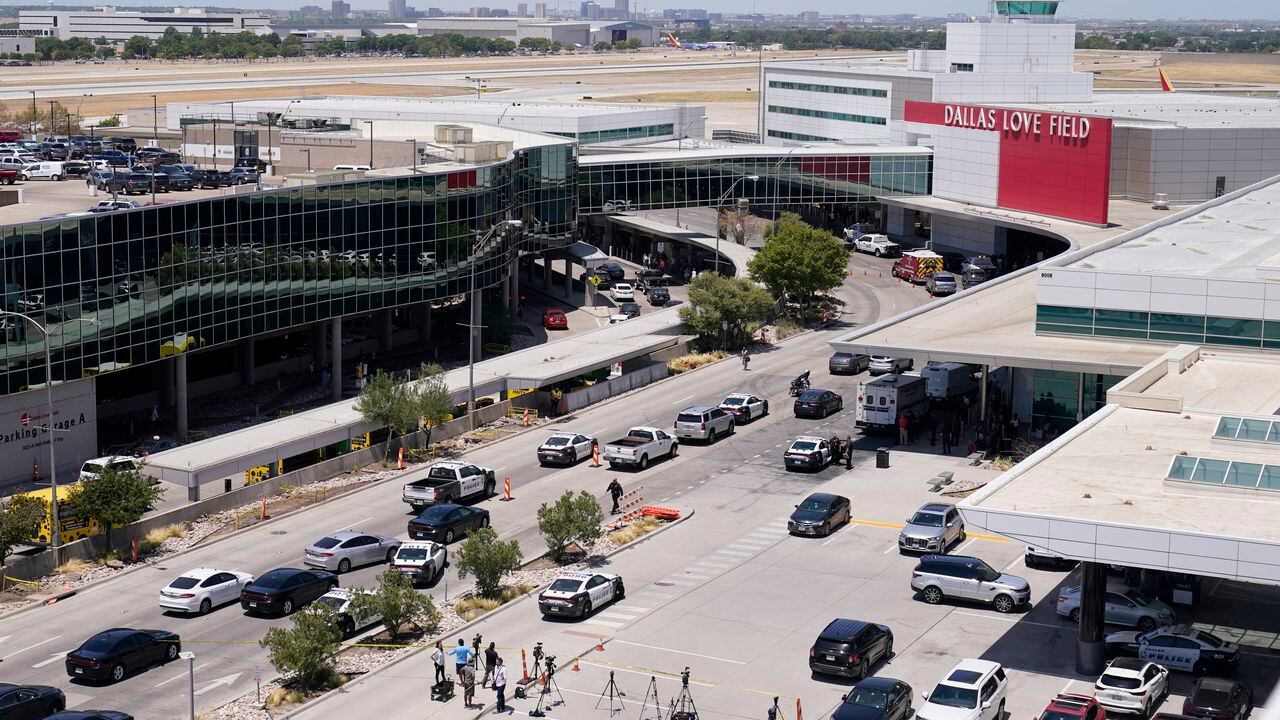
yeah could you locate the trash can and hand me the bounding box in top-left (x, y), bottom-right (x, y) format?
top-left (876, 447), bottom-right (890, 469)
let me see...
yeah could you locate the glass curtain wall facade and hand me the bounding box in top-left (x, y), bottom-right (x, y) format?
top-left (578, 152), bottom-right (931, 214)
top-left (0, 141), bottom-right (576, 394)
top-left (1036, 305), bottom-right (1280, 351)
top-left (1031, 369), bottom-right (1124, 434)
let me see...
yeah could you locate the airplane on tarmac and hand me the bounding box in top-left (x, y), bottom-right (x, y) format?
top-left (664, 32), bottom-right (715, 50)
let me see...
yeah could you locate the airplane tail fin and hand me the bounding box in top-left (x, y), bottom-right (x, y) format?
top-left (1158, 67), bottom-right (1175, 92)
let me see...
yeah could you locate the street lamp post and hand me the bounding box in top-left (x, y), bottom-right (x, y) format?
top-left (0, 312), bottom-right (97, 549)
top-left (408, 139), bottom-right (417, 174)
top-left (151, 94), bottom-right (158, 148)
top-left (712, 174), bottom-right (759, 275)
top-left (180, 651), bottom-right (196, 720)
top-left (675, 114), bottom-right (708, 152)
top-left (465, 220), bottom-right (521, 429)
top-left (29, 90), bottom-right (37, 140)
top-left (301, 148), bottom-right (311, 172)
top-left (47, 101), bottom-right (55, 143)
top-left (367, 120), bottom-right (374, 169)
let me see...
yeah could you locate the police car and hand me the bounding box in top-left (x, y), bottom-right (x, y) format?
top-left (718, 392), bottom-right (769, 422)
top-left (537, 571), bottom-right (625, 619)
top-left (784, 436), bottom-right (833, 471)
top-left (314, 588), bottom-right (381, 638)
top-left (536, 432), bottom-right (596, 466)
top-left (1104, 625), bottom-right (1240, 674)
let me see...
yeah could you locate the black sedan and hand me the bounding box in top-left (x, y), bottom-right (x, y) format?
top-left (408, 503), bottom-right (490, 544)
top-left (794, 389), bottom-right (843, 418)
top-left (646, 287), bottom-right (670, 306)
top-left (789, 493), bottom-right (852, 537)
top-left (833, 677), bottom-right (914, 720)
top-left (829, 351), bottom-right (871, 375)
top-left (599, 262), bottom-right (625, 280)
top-left (65, 628), bottom-right (180, 683)
top-left (0, 682), bottom-right (65, 719)
top-left (618, 302), bottom-right (641, 318)
top-left (43, 713), bottom-right (133, 720)
top-left (240, 567), bottom-right (338, 616)
top-left (1182, 677), bottom-right (1252, 720)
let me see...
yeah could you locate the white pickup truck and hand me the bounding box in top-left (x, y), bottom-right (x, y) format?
top-left (845, 232), bottom-right (901, 258)
top-left (402, 460), bottom-right (496, 511)
top-left (602, 427), bottom-right (678, 470)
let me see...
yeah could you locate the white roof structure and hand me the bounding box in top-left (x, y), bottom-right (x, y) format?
top-left (1025, 92), bottom-right (1280, 130)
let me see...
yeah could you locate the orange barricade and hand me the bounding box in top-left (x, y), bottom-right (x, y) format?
top-left (640, 505), bottom-right (680, 520)
top-left (501, 476), bottom-right (513, 502)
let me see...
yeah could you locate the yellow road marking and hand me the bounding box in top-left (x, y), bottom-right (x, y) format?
top-left (849, 518), bottom-right (1008, 543)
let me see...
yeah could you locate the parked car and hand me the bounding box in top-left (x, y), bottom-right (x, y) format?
top-left (926, 272), bottom-right (959, 297)
top-left (240, 568), bottom-right (338, 616)
top-left (833, 677), bottom-right (914, 720)
top-left (645, 286), bottom-right (670, 305)
top-left (1094, 657), bottom-right (1169, 717)
top-left (1104, 626), bottom-right (1240, 674)
top-left (407, 503), bottom-right (490, 544)
top-left (789, 492), bottom-right (851, 536)
top-left (542, 308), bottom-right (568, 330)
top-left (1025, 545), bottom-right (1076, 570)
top-left (89, 199), bottom-right (140, 213)
top-left (809, 618), bottom-right (893, 679)
top-left (39, 142), bottom-right (69, 161)
top-left (120, 172), bottom-right (155, 195)
top-left (538, 571), bottom-right (624, 619)
top-left (304, 530), bottom-right (400, 574)
top-left (1038, 693), bottom-right (1107, 720)
top-left (537, 432), bottom-right (595, 466)
top-left (0, 168), bottom-right (17, 186)
top-left (830, 351), bottom-right (871, 375)
top-left (847, 232), bottom-right (901, 257)
top-left (718, 392), bottom-right (768, 422)
top-left (112, 138), bottom-right (137, 153)
top-left (673, 405), bottom-right (735, 442)
top-left (158, 568), bottom-right (255, 615)
top-left (899, 503), bottom-right (966, 554)
top-left (1057, 584), bottom-right (1175, 631)
top-left (610, 282), bottom-right (635, 300)
top-left (227, 167), bottom-right (258, 185)
top-left (599, 262), bottom-right (625, 280)
top-left (916, 659), bottom-right (1007, 720)
top-left (618, 301), bottom-right (641, 318)
top-left (158, 168), bottom-right (195, 190)
top-left (61, 160), bottom-right (91, 177)
top-left (314, 588), bottom-right (380, 638)
top-left (794, 388), bottom-right (843, 418)
top-left (602, 426), bottom-right (678, 470)
top-left (18, 162), bottom-right (65, 181)
top-left (784, 436), bottom-right (833, 471)
top-left (128, 171), bottom-right (169, 192)
top-left (1182, 677), bottom-right (1252, 720)
top-left (191, 169), bottom-right (231, 188)
top-left (869, 355), bottom-right (913, 375)
top-left (234, 156), bottom-right (267, 172)
top-left (79, 455), bottom-right (139, 482)
top-left (0, 682), bottom-right (66, 719)
top-left (65, 628), bottom-right (181, 683)
top-left (910, 554), bottom-right (1030, 613)
top-left (389, 541), bottom-right (447, 585)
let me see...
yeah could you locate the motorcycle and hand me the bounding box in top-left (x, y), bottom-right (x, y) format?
top-left (789, 371), bottom-right (811, 397)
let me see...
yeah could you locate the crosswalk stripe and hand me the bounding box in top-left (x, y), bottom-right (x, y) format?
top-left (582, 618), bottom-right (626, 628)
top-left (616, 606), bottom-right (651, 613)
top-left (597, 612), bottom-right (639, 621)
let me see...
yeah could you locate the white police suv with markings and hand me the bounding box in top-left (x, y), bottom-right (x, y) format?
top-left (1104, 625), bottom-right (1239, 674)
top-left (538, 571), bottom-right (625, 619)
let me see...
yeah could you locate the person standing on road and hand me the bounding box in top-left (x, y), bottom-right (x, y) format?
top-left (431, 641), bottom-right (446, 686)
top-left (482, 641), bottom-right (498, 688)
top-left (493, 656), bottom-right (509, 712)
top-left (941, 419), bottom-right (953, 455)
top-left (449, 638), bottom-right (474, 680)
top-left (608, 478), bottom-right (624, 514)
top-left (845, 434), bottom-right (854, 469)
top-left (741, 347), bottom-right (750, 370)
top-left (460, 662), bottom-right (476, 707)
top-left (898, 413), bottom-right (909, 445)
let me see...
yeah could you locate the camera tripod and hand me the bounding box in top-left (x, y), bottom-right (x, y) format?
top-left (595, 670), bottom-right (627, 715)
top-left (638, 676), bottom-right (663, 720)
top-left (528, 657), bottom-right (564, 717)
top-left (666, 667), bottom-right (697, 720)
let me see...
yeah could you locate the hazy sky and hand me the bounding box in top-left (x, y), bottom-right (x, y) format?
top-left (31, 0), bottom-right (1280, 18)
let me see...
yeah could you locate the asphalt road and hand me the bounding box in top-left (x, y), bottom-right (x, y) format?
top-left (0, 251), bottom-right (922, 717)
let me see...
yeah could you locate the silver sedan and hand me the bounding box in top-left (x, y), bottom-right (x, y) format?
top-left (304, 530), bottom-right (401, 574)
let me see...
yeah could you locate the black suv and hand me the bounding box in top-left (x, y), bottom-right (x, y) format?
top-left (39, 142), bottom-right (69, 161)
top-left (191, 169), bottom-right (231, 188)
top-left (646, 286), bottom-right (670, 306)
top-left (809, 618), bottom-right (894, 679)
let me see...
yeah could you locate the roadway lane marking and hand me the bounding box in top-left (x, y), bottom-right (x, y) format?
top-left (156, 662), bottom-right (210, 687)
top-left (1060, 679), bottom-right (1078, 694)
top-left (616, 606), bottom-right (652, 613)
top-left (671, 394), bottom-right (694, 405)
top-left (955, 538), bottom-right (978, 554)
top-left (581, 618), bottom-right (626, 629)
top-left (578, 659), bottom-right (717, 688)
top-left (338, 516), bottom-right (374, 531)
top-left (31, 651), bottom-right (70, 669)
top-left (951, 610), bottom-right (1063, 630)
top-left (2, 634), bottom-right (62, 660)
top-left (612, 639), bottom-right (746, 665)
top-left (710, 549), bottom-right (753, 557)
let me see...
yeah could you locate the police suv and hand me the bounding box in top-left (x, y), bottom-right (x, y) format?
top-left (1104, 625), bottom-right (1240, 674)
top-left (537, 571), bottom-right (625, 619)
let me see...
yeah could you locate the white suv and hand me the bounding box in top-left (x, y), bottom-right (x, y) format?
top-left (917, 659), bottom-right (1008, 720)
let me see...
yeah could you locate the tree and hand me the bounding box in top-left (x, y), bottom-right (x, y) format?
top-left (593, 41), bottom-right (611, 52)
top-left (350, 570), bottom-right (440, 642)
top-left (455, 527), bottom-right (522, 599)
top-left (537, 490), bottom-right (604, 563)
top-left (281, 35), bottom-right (305, 57)
top-left (122, 35), bottom-right (153, 59)
top-left (67, 463), bottom-right (164, 532)
top-left (354, 362), bottom-right (452, 457)
top-left (415, 363), bottom-right (454, 448)
top-left (260, 605), bottom-right (342, 692)
top-left (747, 213), bottom-right (849, 306)
top-left (97, 114), bottom-right (122, 127)
top-left (678, 274), bottom-right (774, 350)
top-left (0, 494), bottom-right (45, 565)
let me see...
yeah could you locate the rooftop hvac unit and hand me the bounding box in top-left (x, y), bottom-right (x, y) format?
top-left (434, 124), bottom-right (473, 144)
top-left (1152, 193), bottom-right (1169, 210)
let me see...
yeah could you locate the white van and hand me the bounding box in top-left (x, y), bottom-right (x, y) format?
top-left (19, 162), bottom-right (66, 181)
top-left (333, 164), bottom-right (372, 171)
top-left (79, 455), bottom-right (140, 482)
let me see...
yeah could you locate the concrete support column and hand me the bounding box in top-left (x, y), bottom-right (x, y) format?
top-left (330, 316), bottom-right (342, 401)
top-left (1076, 561), bottom-right (1108, 675)
top-left (979, 364), bottom-right (989, 423)
top-left (510, 262), bottom-right (521, 319)
top-left (155, 362), bottom-right (174, 407)
top-left (563, 257), bottom-right (572, 297)
top-left (502, 273), bottom-right (511, 316)
top-left (1077, 372), bottom-right (1087, 425)
top-left (543, 255), bottom-right (552, 288)
top-left (175, 353), bottom-right (188, 443)
top-left (241, 339), bottom-right (256, 386)
top-left (312, 322), bottom-right (326, 368)
top-left (379, 309), bottom-right (393, 353)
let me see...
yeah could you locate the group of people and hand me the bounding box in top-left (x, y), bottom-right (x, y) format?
top-left (828, 433), bottom-right (856, 469)
top-left (431, 638), bottom-right (508, 711)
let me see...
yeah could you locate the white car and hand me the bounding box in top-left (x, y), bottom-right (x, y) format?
top-left (608, 313), bottom-right (630, 324)
top-left (869, 355), bottom-right (913, 375)
top-left (80, 455), bottom-right (140, 482)
top-left (718, 392), bottom-right (769, 422)
top-left (159, 568), bottom-right (255, 615)
top-left (917, 659), bottom-right (1008, 720)
top-left (1094, 657), bottom-right (1169, 716)
top-left (314, 588), bottom-right (381, 637)
top-left (537, 571), bottom-right (624, 619)
top-left (1056, 583), bottom-right (1175, 630)
top-left (610, 282), bottom-right (635, 300)
top-left (418, 251), bottom-right (437, 270)
top-left (389, 541), bottom-right (448, 585)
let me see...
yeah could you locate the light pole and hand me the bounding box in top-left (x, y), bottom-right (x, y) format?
top-left (29, 90), bottom-right (37, 139)
top-left (0, 312), bottom-right (97, 549)
top-left (301, 147), bottom-right (311, 172)
top-left (766, 143), bottom-right (810, 219)
top-left (675, 114), bottom-right (708, 151)
top-left (367, 120), bottom-right (374, 169)
top-left (47, 101), bottom-right (55, 142)
top-left (466, 220), bottom-right (521, 429)
top-left (151, 94), bottom-right (158, 148)
top-left (407, 138), bottom-right (417, 174)
top-left (180, 651), bottom-right (196, 720)
top-left (712, 174), bottom-right (758, 275)
top-left (75, 94), bottom-right (93, 139)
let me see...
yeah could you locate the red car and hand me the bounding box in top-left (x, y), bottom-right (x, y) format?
top-left (1040, 693), bottom-right (1106, 720)
top-left (543, 309), bottom-right (568, 330)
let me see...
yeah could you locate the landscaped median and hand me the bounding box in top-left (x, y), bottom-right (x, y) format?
top-left (202, 507), bottom-right (689, 720)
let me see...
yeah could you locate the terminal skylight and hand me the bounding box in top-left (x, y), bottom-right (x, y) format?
top-left (1213, 416), bottom-right (1280, 444)
top-left (1167, 455), bottom-right (1280, 490)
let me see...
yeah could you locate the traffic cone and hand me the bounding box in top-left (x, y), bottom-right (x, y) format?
top-left (572, 658), bottom-right (581, 671)
top-left (596, 637), bottom-right (605, 651)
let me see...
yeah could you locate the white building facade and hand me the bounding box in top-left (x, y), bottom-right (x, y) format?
top-left (18, 7), bottom-right (270, 40)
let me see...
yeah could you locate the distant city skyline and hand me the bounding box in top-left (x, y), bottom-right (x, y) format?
top-left (16, 0), bottom-right (1280, 19)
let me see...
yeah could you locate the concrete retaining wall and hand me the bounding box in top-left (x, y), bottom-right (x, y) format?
top-left (563, 364), bottom-right (667, 413)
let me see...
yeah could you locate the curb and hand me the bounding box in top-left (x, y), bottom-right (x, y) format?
top-left (279, 508), bottom-right (694, 720)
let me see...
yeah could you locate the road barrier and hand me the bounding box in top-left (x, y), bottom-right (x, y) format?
top-left (501, 476), bottom-right (513, 502)
top-left (640, 505), bottom-right (680, 520)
